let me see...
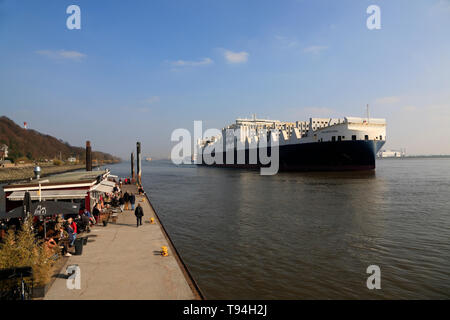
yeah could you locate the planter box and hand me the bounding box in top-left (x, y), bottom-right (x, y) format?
top-left (32, 283), bottom-right (50, 299)
top-left (32, 256), bottom-right (69, 299)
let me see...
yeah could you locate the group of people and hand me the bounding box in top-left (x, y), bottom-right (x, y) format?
top-left (0, 210), bottom-right (87, 257)
top-left (0, 177), bottom-right (147, 255)
top-left (119, 191), bottom-right (136, 212)
top-left (42, 213), bottom-right (86, 257)
top-left (93, 179), bottom-right (145, 228)
top-left (96, 189), bottom-right (136, 213)
top-left (114, 189), bottom-right (144, 227)
top-left (119, 177), bottom-right (133, 187)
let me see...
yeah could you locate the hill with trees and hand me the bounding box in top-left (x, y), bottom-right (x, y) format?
top-left (0, 116), bottom-right (120, 163)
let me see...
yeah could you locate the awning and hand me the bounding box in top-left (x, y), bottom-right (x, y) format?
top-left (91, 181), bottom-right (114, 193)
top-left (0, 209), bottom-right (24, 219)
top-left (7, 189), bottom-right (88, 201)
top-left (101, 180), bottom-right (116, 187)
top-left (0, 201), bottom-right (81, 219)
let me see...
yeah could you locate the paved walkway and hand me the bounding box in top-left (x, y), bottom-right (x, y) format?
top-left (45, 185), bottom-right (197, 300)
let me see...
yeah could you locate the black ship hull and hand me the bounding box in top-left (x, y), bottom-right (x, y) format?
top-left (199, 140), bottom-right (385, 171)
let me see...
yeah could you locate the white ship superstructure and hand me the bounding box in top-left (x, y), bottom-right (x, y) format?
top-left (195, 114), bottom-right (386, 171)
top-left (198, 116), bottom-right (386, 151)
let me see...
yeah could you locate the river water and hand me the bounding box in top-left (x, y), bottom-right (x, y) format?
top-left (108, 159), bottom-right (450, 299)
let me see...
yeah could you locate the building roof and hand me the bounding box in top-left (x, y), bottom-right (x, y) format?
top-left (7, 189), bottom-right (88, 200)
top-left (3, 170), bottom-right (110, 192)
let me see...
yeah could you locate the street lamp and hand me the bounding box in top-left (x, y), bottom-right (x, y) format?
top-left (33, 165), bottom-right (41, 179)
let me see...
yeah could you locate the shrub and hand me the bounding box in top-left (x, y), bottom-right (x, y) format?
top-left (52, 159), bottom-right (62, 166)
top-left (0, 217), bottom-right (59, 287)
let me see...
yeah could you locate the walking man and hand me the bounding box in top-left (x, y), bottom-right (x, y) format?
top-left (134, 203), bottom-right (144, 227)
top-left (124, 191), bottom-right (130, 210)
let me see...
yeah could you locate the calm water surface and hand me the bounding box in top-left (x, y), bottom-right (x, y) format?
top-left (109, 159), bottom-right (450, 299)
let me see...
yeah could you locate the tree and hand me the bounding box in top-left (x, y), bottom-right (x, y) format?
top-left (0, 217), bottom-right (58, 287)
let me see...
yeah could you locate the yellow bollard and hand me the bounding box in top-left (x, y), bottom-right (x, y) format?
top-left (161, 246), bottom-right (168, 257)
top-left (150, 217), bottom-right (155, 224)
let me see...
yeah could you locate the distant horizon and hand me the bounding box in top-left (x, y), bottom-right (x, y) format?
top-left (4, 112), bottom-right (450, 160)
top-left (1, 0), bottom-right (450, 158)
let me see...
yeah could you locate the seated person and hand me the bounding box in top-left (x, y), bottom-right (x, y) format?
top-left (47, 237), bottom-right (56, 248)
top-left (55, 214), bottom-right (64, 231)
top-left (82, 208), bottom-right (96, 225)
top-left (45, 236), bottom-right (60, 260)
top-left (65, 217), bottom-right (77, 247)
top-left (104, 194), bottom-right (111, 206)
top-left (45, 229), bottom-right (56, 239)
top-left (56, 226), bottom-right (70, 256)
top-left (92, 204), bottom-right (101, 224)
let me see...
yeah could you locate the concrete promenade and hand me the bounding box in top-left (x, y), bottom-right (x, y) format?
top-left (45, 184), bottom-right (200, 300)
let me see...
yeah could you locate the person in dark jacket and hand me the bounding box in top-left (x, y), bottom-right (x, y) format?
top-left (134, 204), bottom-right (144, 227)
top-left (92, 203), bottom-right (101, 225)
top-left (123, 191), bottom-right (130, 210)
top-left (130, 193), bottom-right (136, 210)
top-left (119, 195), bottom-right (125, 212)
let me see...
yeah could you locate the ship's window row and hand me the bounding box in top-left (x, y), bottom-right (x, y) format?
top-left (326, 135), bottom-right (383, 142)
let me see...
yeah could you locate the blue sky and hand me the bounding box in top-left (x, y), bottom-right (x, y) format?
top-left (1, 0), bottom-right (450, 158)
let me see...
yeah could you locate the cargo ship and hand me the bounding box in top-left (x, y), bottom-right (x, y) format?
top-left (195, 115), bottom-right (386, 171)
